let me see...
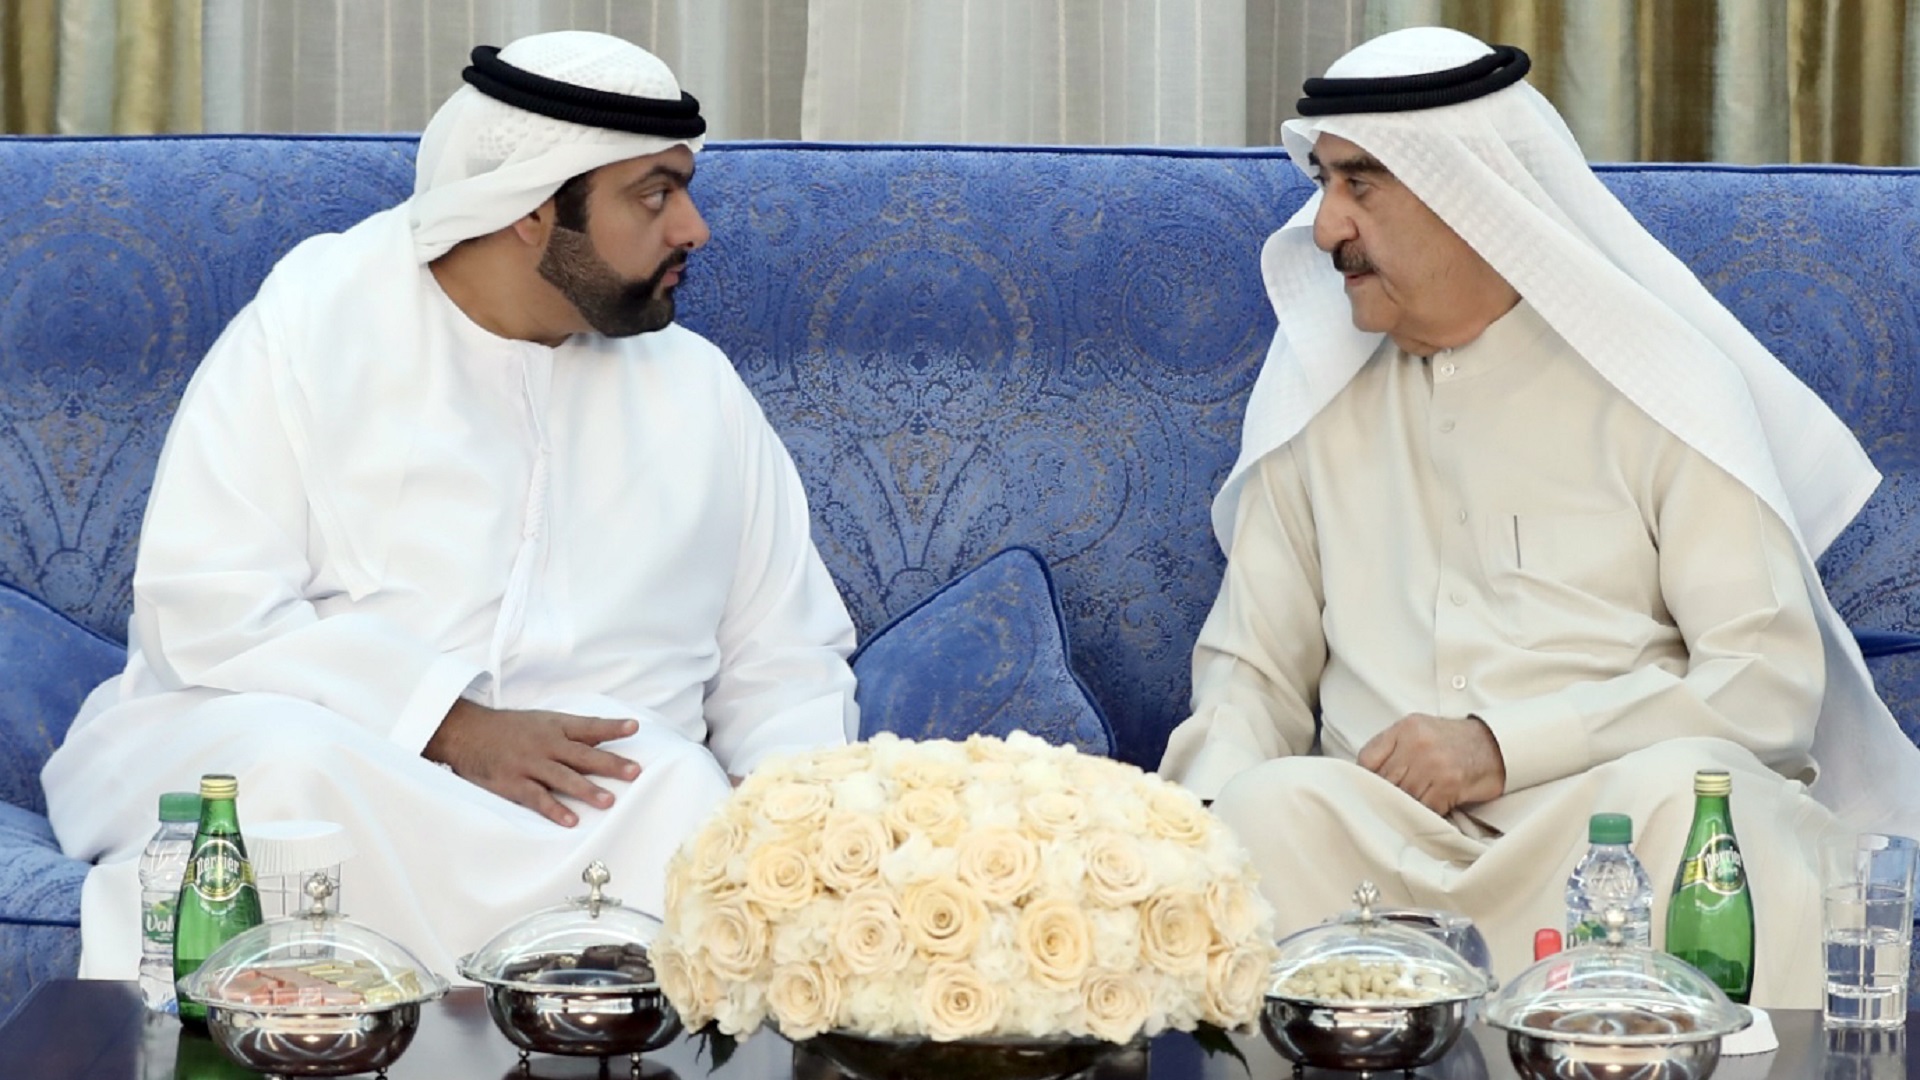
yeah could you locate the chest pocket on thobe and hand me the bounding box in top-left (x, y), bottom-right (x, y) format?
top-left (1484, 508), bottom-right (1661, 651)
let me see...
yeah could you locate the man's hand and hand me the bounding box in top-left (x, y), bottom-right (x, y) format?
top-left (1356, 714), bottom-right (1506, 817)
top-left (423, 700), bottom-right (642, 827)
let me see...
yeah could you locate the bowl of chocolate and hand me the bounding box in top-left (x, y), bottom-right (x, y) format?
top-left (176, 875), bottom-right (449, 1077)
top-left (1262, 882), bottom-right (1494, 1074)
top-left (1485, 911), bottom-right (1750, 1080)
top-left (458, 862), bottom-right (681, 1067)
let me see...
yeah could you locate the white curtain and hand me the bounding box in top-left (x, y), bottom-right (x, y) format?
top-left (196, 0), bottom-right (1920, 162)
top-left (200, 0), bottom-right (1368, 144)
top-left (200, 0), bottom-right (810, 138)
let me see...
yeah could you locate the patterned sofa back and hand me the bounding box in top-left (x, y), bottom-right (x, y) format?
top-left (1, 136), bottom-right (1917, 769)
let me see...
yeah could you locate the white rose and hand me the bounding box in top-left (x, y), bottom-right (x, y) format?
top-left (1139, 891), bottom-right (1210, 975)
top-left (800, 743), bottom-right (874, 781)
top-left (902, 877), bottom-right (988, 958)
top-left (756, 780), bottom-right (834, 830)
top-left (768, 962), bottom-right (844, 1040)
top-left (1205, 879), bottom-right (1266, 947)
top-left (885, 786), bottom-right (966, 844)
top-left (1205, 945), bottom-right (1271, 1026)
top-left (833, 889), bottom-right (912, 977)
top-left (696, 898), bottom-right (769, 982)
top-left (956, 828), bottom-right (1041, 906)
top-left (684, 817), bottom-right (747, 891)
top-left (654, 943), bottom-right (721, 1029)
top-left (1021, 789), bottom-right (1088, 839)
top-left (893, 753), bottom-right (971, 790)
top-left (919, 961), bottom-right (1002, 1040)
top-left (1017, 895), bottom-right (1094, 990)
top-left (813, 812), bottom-right (893, 893)
top-left (1082, 830), bottom-right (1154, 907)
top-left (1083, 970), bottom-right (1153, 1044)
top-left (744, 839), bottom-right (818, 911)
top-left (1142, 783), bottom-right (1212, 846)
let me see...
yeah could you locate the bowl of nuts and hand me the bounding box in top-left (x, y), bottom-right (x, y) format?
top-left (1262, 882), bottom-right (1493, 1074)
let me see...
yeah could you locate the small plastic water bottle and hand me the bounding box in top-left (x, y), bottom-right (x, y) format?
top-left (137, 791), bottom-right (201, 1012)
top-left (1565, 811), bottom-right (1655, 948)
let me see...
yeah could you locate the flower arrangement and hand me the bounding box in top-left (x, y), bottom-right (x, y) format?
top-left (653, 732), bottom-right (1278, 1044)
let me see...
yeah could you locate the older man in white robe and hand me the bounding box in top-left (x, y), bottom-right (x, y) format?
top-left (43, 31), bottom-right (857, 978)
top-left (1159, 27), bottom-right (1920, 1007)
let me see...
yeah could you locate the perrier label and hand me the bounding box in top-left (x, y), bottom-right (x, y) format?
top-left (1664, 769), bottom-right (1755, 1003)
top-left (173, 774), bottom-right (262, 1025)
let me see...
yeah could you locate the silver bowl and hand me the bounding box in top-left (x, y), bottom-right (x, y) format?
top-left (474, 967), bottom-right (684, 1058)
top-left (1260, 993), bottom-right (1474, 1073)
top-left (204, 1001), bottom-right (427, 1076)
top-left (1496, 997), bottom-right (1730, 1080)
top-left (797, 1030), bottom-right (1143, 1080)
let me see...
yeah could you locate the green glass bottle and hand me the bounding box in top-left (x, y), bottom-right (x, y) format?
top-left (1664, 769), bottom-right (1755, 1003)
top-left (172, 774), bottom-right (263, 1026)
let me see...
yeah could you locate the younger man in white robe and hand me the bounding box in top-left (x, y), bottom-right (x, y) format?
top-left (43, 32), bottom-right (857, 977)
top-left (1159, 27), bottom-right (1920, 1006)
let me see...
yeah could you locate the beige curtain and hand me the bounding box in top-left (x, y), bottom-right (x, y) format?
top-left (1363, 0), bottom-right (1916, 165)
top-left (199, 0), bottom-right (809, 138)
top-left (1, 0), bottom-right (200, 134)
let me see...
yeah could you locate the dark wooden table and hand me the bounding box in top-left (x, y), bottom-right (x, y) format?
top-left (0, 978), bottom-right (1891, 1079)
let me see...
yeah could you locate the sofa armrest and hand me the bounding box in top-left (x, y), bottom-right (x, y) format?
top-left (0, 584), bottom-right (127, 816)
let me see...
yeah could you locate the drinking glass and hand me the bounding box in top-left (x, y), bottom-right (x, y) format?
top-left (1822, 833), bottom-right (1919, 1029)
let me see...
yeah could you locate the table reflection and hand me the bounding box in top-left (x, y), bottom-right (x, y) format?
top-left (1823, 1024), bottom-right (1907, 1080)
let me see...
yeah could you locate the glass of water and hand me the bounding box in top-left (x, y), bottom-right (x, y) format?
top-left (1823, 832), bottom-right (1920, 1029)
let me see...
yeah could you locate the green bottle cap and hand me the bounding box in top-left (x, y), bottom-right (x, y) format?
top-left (158, 792), bottom-right (202, 823)
top-left (1588, 812), bottom-right (1633, 845)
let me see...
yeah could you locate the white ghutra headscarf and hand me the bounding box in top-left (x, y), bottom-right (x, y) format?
top-left (1224, 26), bottom-right (1920, 835)
top-left (246, 31), bottom-right (707, 596)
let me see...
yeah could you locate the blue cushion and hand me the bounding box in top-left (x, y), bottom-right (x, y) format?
top-left (1856, 629), bottom-right (1920, 658)
top-left (851, 547), bottom-right (1114, 755)
top-left (0, 582), bottom-right (126, 816)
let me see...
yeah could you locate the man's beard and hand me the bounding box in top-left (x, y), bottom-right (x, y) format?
top-left (538, 227), bottom-right (685, 338)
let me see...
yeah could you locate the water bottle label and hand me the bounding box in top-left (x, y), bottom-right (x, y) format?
top-left (1676, 833), bottom-right (1745, 896)
top-left (182, 838), bottom-right (255, 904)
top-left (141, 897), bottom-right (176, 944)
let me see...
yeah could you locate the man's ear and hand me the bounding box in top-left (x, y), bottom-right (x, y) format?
top-left (512, 200), bottom-right (556, 248)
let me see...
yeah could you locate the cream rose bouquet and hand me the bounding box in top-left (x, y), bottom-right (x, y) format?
top-left (653, 732), bottom-right (1278, 1045)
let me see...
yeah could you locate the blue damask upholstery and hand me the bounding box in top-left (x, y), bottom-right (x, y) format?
top-left (852, 547), bottom-right (1112, 754)
top-left (3, 135), bottom-right (1920, 1018)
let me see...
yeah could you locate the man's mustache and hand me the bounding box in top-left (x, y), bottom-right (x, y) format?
top-left (1333, 242), bottom-right (1374, 275)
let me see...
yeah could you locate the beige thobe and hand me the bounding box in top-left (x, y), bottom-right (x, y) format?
top-left (1161, 301), bottom-right (1833, 1006)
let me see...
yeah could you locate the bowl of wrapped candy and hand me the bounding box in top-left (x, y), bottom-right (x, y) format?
top-left (176, 876), bottom-right (448, 1077)
top-left (458, 862), bottom-right (682, 1066)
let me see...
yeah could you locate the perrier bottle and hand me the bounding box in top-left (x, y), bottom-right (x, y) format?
top-left (172, 774), bottom-right (262, 1025)
top-left (1665, 768), bottom-right (1755, 1003)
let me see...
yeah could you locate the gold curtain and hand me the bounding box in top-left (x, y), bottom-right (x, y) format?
top-left (1419, 0), bottom-right (1912, 164)
top-left (2, 0), bottom-right (201, 134)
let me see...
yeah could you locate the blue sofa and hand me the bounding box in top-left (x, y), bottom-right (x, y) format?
top-left (3, 135), bottom-right (1920, 1019)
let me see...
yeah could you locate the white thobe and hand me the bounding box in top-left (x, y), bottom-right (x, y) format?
top-left (1161, 302), bottom-right (1833, 1006)
top-left (42, 207), bottom-right (857, 980)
